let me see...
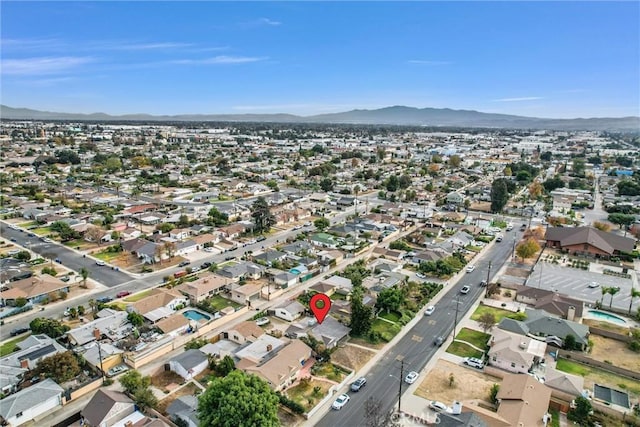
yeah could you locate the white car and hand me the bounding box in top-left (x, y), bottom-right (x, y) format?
top-left (460, 285), bottom-right (471, 294)
top-left (204, 247), bottom-right (216, 252)
top-left (416, 272), bottom-right (426, 279)
top-left (587, 282), bottom-right (599, 288)
top-left (255, 317), bottom-right (270, 326)
top-left (424, 306), bottom-right (435, 316)
top-left (404, 371), bottom-right (419, 384)
top-left (466, 265), bottom-right (475, 273)
top-left (332, 394), bottom-right (350, 410)
top-left (429, 400), bottom-right (448, 412)
top-left (463, 357), bottom-right (485, 369)
top-left (95, 260), bottom-right (106, 266)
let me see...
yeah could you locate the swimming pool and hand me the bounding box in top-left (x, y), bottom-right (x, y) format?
top-left (183, 310), bottom-right (211, 322)
top-left (586, 310), bottom-right (627, 326)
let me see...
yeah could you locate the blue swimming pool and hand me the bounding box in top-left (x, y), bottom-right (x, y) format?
top-left (587, 310), bottom-right (627, 325)
top-left (183, 310), bottom-right (211, 322)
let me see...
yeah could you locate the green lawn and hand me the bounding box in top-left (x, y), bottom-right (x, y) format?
top-left (556, 358), bottom-right (640, 396)
top-left (124, 289), bottom-right (153, 302)
top-left (18, 221), bottom-right (38, 228)
top-left (370, 318), bottom-right (401, 342)
top-left (456, 328), bottom-right (491, 350)
top-left (0, 334), bottom-right (30, 357)
top-left (94, 251), bottom-right (123, 262)
top-left (378, 311), bottom-right (401, 323)
top-left (330, 293), bottom-right (347, 301)
top-left (446, 341), bottom-right (484, 359)
top-left (286, 379), bottom-right (332, 411)
top-left (471, 305), bottom-right (523, 323)
top-left (206, 295), bottom-right (243, 311)
top-left (31, 227), bottom-right (52, 236)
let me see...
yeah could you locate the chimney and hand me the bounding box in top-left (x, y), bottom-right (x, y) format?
top-left (93, 328), bottom-right (101, 340)
top-left (567, 305), bottom-right (576, 322)
top-left (20, 359), bottom-right (29, 369)
top-left (451, 401), bottom-right (463, 415)
top-left (267, 344), bottom-right (273, 352)
top-left (124, 422), bottom-right (133, 427)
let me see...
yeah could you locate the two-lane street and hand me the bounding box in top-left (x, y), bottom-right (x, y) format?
top-left (315, 227), bottom-right (523, 427)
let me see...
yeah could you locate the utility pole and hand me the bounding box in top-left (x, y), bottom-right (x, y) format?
top-left (398, 360), bottom-right (404, 414)
top-left (485, 261), bottom-right (492, 298)
top-left (453, 294), bottom-right (460, 338)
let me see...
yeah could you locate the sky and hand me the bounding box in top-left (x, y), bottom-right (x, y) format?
top-left (1, 1), bottom-right (639, 118)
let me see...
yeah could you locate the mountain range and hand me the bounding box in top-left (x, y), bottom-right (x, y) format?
top-left (1, 104), bottom-right (638, 131)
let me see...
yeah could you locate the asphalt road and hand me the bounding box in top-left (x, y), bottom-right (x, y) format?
top-left (315, 228), bottom-right (523, 427)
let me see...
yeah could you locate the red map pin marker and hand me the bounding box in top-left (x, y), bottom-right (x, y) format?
top-left (310, 293), bottom-right (331, 324)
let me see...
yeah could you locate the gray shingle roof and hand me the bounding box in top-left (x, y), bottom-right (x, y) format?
top-left (81, 389), bottom-right (134, 426)
top-left (0, 378), bottom-right (63, 421)
top-left (170, 349), bottom-right (208, 371)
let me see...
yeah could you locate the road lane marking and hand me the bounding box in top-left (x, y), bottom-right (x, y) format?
top-left (411, 335), bottom-right (423, 342)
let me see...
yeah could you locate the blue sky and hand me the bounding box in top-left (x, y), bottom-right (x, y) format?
top-left (2, 1), bottom-right (639, 118)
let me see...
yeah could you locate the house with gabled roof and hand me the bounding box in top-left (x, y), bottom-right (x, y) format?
top-left (128, 288), bottom-right (188, 323)
top-left (0, 274), bottom-right (70, 306)
top-left (243, 340), bottom-right (312, 391)
top-left (0, 378), bottom-right (64, 427)
top-left (81, 389), bottom-right (135, 427)
top-left (544, 226), bottom-right (635, 258)
top-left (487, 328), bottom-right (547, 374)
top-left (175, 273), bottom-right (228, 303)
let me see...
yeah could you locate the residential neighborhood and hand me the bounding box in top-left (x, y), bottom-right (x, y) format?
top-left (0, 121), bottom-right (639, 427)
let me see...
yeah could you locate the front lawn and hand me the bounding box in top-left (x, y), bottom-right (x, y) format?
top-left (446, 341), bottom-right (484, 359)
top-left (123, 289), bottom-right (153, 302)
top-left (206, 295), bottom-right (243, 311)
top-left (286, 378), bottom-right (332, 412)
top-left (370, 318), bottom-right (401, 342)
top-left (471, 305), bottom-right (523, 323)
top-left (378, 311), bottom-right (401, 323)
top-left (94, 250), bottom-right (124, 262)
top-left (0, 334), bottom-right (30, 357)
top-left (456, 328), bottom-right (491, 350)
top-left (31, 227), bottom-right (52, 236)
top-left (310, 363), bottom-right (350, 383)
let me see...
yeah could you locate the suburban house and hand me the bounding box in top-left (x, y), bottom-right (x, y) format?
top-left (66, 310), bottom-right (129, 346)
top-left (127, 288), bottom-right (189, 323)
top-left (544, 226), bottom-right (635, 258)
top-left (229, 283), bottom-right (262, 306)
top-left (243, 340), bottom-right (312, 391)
top-left (487, 328), bottom-right (547, 374)
top-left (309, 316), bottom-right (350, 349)
top-left (156, 312), bottom-right (191, 335)
top-left (494, 374), bottom-right (552, 427)
top-left (223, 321), bottom-right (264, 345)
top-left (81, 389), bottom-right (135, 427)
top-left (0, 275), bottom-right (70, 306)
top-left (167, 395), bottom-right (199, 427)
top-left (498, 309), bottom-right (590, 351)
top-left (0, 378), bottom-right (64, 427)
top-left (0, 334), bottom-right (67, 395)
top-left (274, 300), bottom-right (305, 322)
top-left (515, 288), bottom-right (584, 321)
top-left (82, 342), bottom-right (124, 373)
top-left (218, 262), bottom-right (265, 281)
top-left (175, 274), bottom-right (228, 303)
top-left (169, 349), bottom-right (209, 380)
top-left (446, 191), bottom-right (465, 206)
top-left (543, 368), bottom-right (584, 397)
top-left (253, 250), bottom-right (288, 266)
top-left (235, 334), bottom-right (285, 365)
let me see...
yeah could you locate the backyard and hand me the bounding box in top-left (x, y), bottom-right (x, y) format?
top-left (205, 295), bottom-right (243, 311)
top-left (555, 358), bottom-right (640, 396)
top-left (588, 334), bottom-right (640, 372)
top-left (157, 381), bottom-right (201, 414)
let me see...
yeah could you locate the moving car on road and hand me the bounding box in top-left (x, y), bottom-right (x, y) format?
top-left (466, 265), bottom-right (475, 273)
top-left (116, 291), bottom-right (131, 298)
top-left (434, 336), bottom-right (444, 347)
top-left (424, 305), bottom-right (435, 316)
top-left (95, 260), bottom-right (106, 266)
top-left (404, 371), bottom-right (419, 384)
top-left (332, 394), bottom-right (350, 410)
top-left (460, 285), bottom-right (471, 294)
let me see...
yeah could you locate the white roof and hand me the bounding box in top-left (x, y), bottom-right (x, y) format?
top-left (144, 306), bottom-right (174, 323)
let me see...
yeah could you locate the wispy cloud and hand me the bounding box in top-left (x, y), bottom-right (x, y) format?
top-left (258, 17), bottom-right (281, 26)
top-left (239, 17), bottom-right (282, 28)
top-left (171, 55), bottom-right (267, 65)
top-left (493, 96), bottom-right (544, 102)
top-left (407, 60), bottom-right (451, 65)
top-left (0, 38), bottom-right (65, 51)
top-left (110, 42), bottom-right (193, 51)
top-left (2, 56), bottom-right (93, 75)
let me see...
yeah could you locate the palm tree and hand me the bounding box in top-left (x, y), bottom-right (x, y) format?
top-left (628, 288), bottom-right (640, 315)
top-left (599, 286), bottom-right (610, 306)
top-left (88, 299), bottom-right (98, 316)
top-left (608, 286), bottom-right (621, 309)
top-left (80, 267), bottom-right (90, 288)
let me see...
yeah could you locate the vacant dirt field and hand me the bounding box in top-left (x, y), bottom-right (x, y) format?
top-left (157, 382), bottom-right (201, 414)
top-left (588, 335), bottom-right (640, 372)
top-left (332, 343), bottom-right (376, 371)
top-left (414, 359), bottom-right (500, 405)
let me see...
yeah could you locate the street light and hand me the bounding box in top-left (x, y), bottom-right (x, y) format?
top-left (388, 359), bottom-right (405, 414)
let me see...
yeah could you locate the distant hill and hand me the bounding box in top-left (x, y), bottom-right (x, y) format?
top-left (1, 104), bottom-right (638, 131)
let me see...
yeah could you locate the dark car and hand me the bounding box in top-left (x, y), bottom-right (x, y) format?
top-left (224, 256), bottom-right (235, 261)
top-left (97, 296), bottom-right (114, 303)
top-left (350, 377), bottom-right (367, 392)
top-left (178, 261), bottom-right (191, 267)
top-left (10, 327), bottom-right (30, 337)
top-left (200, 262), bottom-right (212, 269)
top-left (434, 336), bottom-right (444, 347)
top-left (60, 276), bottom-right (71, 282)
top-left (257, 236), bottom-right (266, 242)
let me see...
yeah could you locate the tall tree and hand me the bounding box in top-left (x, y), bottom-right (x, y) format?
top-left (251, 196), bottom-right (275, 233)
top-left (478, 312), bottom-right (496, 333)
top-left (608, 286), bottom-right (621, 309)
top-left (34, 351), bottom-right (81, 383)
top-left (350, 287), bottom-right (373, 336)
top-left (629, 288), bottom-right (640, 315)
top-left (490, 179), bottom-right (509, 213)
top-left (364, 396), bottom-right (392, 427)
top-left (198, 370), bottom-right (279, 427)
top-left (80, 267), bottom-right (90, 288)
top-left (515, 239), bottom-right (540, 261)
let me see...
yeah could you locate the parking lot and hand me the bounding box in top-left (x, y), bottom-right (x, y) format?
top-left (533, 262), bottom-right (636, 312)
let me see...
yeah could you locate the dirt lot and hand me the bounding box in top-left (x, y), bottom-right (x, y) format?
top-left (331, 343), bottom-right (376, 371)
top-left (588, 335), bottom-right (640, 372)
top-left (414, 359), bottom-right (500, 405)
top-left (157, 381), bottom-right (201, 414)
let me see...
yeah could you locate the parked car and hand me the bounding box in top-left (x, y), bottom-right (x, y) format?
top-left (116, 291), bottom-right (131, 298)
top-left (350, 377), bottom-right (367, 392)
top-left (255, 317), bottom-right (270, 326)
top-left (10, 327), bottom-right (30, 337)
top-left (404, 371), bottom-right (419, 384)
top-left (429, 401), bottom-right (448, 412)
top-left (496, 235), bottom-right (503, 242)
top-left (479, 280), bottom-right (487, 287)
top-left (95, 260), bottom-right (106, 266)
top-left (257, 236), bottom-right (266, 242)
top-left (587, 282), bottom-right (599, 288)
top-left (204, 247), bottom-right (216, 252)
top-left (200, 262), bottom-right (212, 269)
top-left (465, 265), bottom-right (475, 273)
top-left (434, 336), bottom-right (444, 347)
top-left (416, 272), bottom-right (426, 279)
top-left (60, 276), bottom-right (71, 282)
top-left (97, 296), bottom-right (114, 303)
top-left (107, 364), bottom-right (129, 377)
top-left (520, 224), bottom-right (527, 231)
top-left (460, 285), bottom-right (470, 294)
top-left (424, 305), bottom-right (435, 316)
top-left (178, 260), bottom-right (191, 267)
top-left (332, 394), bottom-right (350, 410)
top-left (463, 357), bottom-right (485, 369)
